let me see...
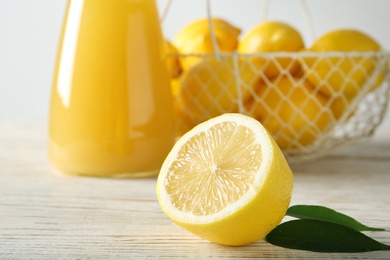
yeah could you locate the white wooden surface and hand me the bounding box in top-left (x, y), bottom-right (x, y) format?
top-left (1, 120), bottom-right (390, 259)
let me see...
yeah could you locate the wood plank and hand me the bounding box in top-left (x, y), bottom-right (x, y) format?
top-left (1, 120), bottom-right (389, 259)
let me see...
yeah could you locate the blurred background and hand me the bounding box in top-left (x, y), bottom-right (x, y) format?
top-left (1, 0), bottom-right (389, 130)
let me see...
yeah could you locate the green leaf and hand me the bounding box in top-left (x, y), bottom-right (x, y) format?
top-left (266, 219), bottom-right (390, 253)
top-left (286, 205), bottom-right (385, 232)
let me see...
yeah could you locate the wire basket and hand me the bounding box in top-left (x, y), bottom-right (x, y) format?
top-left (163, 0), bottom-right (390, 161)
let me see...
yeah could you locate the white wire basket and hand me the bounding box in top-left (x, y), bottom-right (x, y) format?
top-left (162, 0), bottom-right (390, 161)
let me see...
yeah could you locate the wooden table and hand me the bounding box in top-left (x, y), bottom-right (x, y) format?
top-left (1, 120), bottom-right (390, 259)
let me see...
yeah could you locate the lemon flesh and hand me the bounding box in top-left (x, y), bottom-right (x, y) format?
top-left (156, 113), bottom-right (293, 246)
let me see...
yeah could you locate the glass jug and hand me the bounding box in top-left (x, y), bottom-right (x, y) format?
top-left (48, 0), bottom-right (175, 178)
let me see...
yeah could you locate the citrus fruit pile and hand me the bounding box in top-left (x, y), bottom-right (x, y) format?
top-left (164, 18), bottom-right (387, 153)
top-left (156, 113), bottom-right (294, 246)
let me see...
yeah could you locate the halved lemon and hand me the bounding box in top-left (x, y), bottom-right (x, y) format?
top-left (156, 113), bottom-right (293, 246)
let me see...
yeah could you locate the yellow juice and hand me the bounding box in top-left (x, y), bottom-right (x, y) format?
top-left (49, 0), bottom-right (175, 177)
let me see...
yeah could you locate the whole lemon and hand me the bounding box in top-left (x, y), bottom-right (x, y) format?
top-left (179, 56), bottom-right (258, 124)
top-left (246, 76), bottom-right (332, 150)
top-left (238, 21), bottom-right (305, 79)
top-left (173, 18), bottom-right (241, 70)
top-left (302, 29), bottom-right (381, 98)
top-left (164, 41), bottom-right (182, 78)
top-left (171, 79), bottom-right (196, 137)
top-left (328, 95), bottom-right (354, 121)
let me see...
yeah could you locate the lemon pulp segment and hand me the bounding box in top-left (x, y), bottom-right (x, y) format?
top-left (165, 121), bottom-right (261, 216)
